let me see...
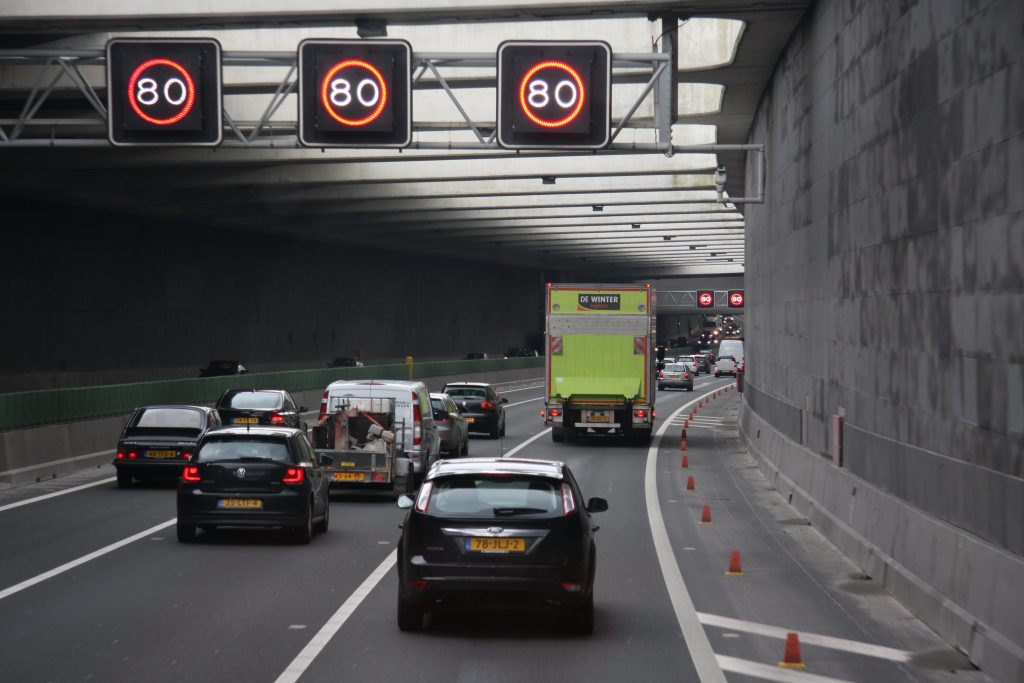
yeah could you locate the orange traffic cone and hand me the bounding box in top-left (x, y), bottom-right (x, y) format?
top-left (700, 504), bottom-right (712, 524)
top-left (686, 476), bottom-right (696, 491)
top-left (725, 550), bottom-right (744, 576)
top-left (779, 632), bottom-right (806, 668)
top-left (681, 455), bottom-right (689, 468)
top-left (680, 436), bottom-right (688, 451)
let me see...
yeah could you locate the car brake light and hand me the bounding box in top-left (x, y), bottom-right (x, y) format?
top-left (561, 483), bottom-right (577, 516)
top-left (129, 452), bottom-right (137, 459)
top-left (270, 414), bottom-right (286, 425)
top-left (183, 453), bottom-right (193, 461)
top-left (560, 582), bottom-right (583, 593)
top-left (283, 467), bottom-right (304, 484)
top-left (407, 580), bottom-right (429, 591)
top-left (658, 371), bottom-right (664, 379)
top-left (182, 465), bottom-right (201, 483)
top-left (117, 452), bottom-right (125, 460)
top-left (480, 399), bottom-right (495, 411)
top-left (319, 390), bottom-right (329, 420)
top-left (412, 392), bottom-right (422, 446)
top-left (684, 372), bottom-right (690, 379)
top-left (415, 481), bottom-right (433, 512)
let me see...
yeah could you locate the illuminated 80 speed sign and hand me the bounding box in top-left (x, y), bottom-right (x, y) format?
top-left (497, 41), bottom-right (611, 149)
top-left (106, 38), bottom-right (222, 146)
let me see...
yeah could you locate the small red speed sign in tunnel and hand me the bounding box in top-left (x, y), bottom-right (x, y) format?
top-left (728, 290), bottom-right (745, 308)
top-left (696, 290), bottom-right (714, 308)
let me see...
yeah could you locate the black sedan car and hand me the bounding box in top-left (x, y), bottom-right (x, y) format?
top-left (396, 457), bottom-right (608, 633)
top-left (114, 405), bottom-right (220, 488)
top-left (215, 389), bottom-right (307, 430)
top-left (440, 382), bottom-right (508, 438)
top-left (176, 426), bottom-right (331, 544)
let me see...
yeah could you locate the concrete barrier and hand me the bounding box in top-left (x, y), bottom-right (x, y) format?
top-left (0, 367), bottom-right (543, 490)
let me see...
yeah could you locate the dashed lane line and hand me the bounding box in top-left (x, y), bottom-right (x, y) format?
top-left (0, 476), bottom-right (117, 513)
top-left (502, 428), bottom-right (552, 458)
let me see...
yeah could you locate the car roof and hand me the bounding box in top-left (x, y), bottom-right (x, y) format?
top-left (202, 426), bottom-right (300, 439)
top-left (429, 457), bottom-right (565, 480)
top-left (442, 381), bottom-right (491, 388)
top-left (326, 379), bottom-right (423, 390)
top-left (220, 388), bottom-right (285, 394)
top-left (135, 404), bottom-right (212, 413)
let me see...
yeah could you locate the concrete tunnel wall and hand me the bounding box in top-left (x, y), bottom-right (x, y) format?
top-left (740, 1), bottom-right (1023, 680)
top-left (0, 199), bottom-right (546, 392)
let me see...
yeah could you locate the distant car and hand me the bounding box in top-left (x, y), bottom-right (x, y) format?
top-left (199, 360), bottom-right (246, 377)
top-left (216, 389), bottom-right (307, 431)
top-left (396, 457), bottom-right (608, 633)
top-left (176, 426), bottom-right (332, 544)
top-left (441, 381), bottom-right (508, 438)
top-left (658, 363), bottom-right (694, 391)
top-left (504, 347), bottom-right (538, 358)
top-left (114, 405), bottom-right (221, 488)
top-left (714, 356), bottom-right (737, 377)
top-left (327, 357), bottom-right (364, 368)
top-left (430, 393), bottom-right (470, 457)
top-left (463, 352), bottom-right (487, 360)
top-left (675, 355), bottom-right (705, 375)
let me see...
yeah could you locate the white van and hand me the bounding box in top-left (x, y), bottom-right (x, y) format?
top-left (717, 340), bottom-right (744, 365)
top-left (319, 380), bottom-right (441, 484)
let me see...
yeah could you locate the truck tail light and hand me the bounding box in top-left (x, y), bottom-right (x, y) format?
top-left (282, 467), bottom-right (305, 484)
top-left (634, 409), bottom-right (648, 419)
top-left (182, 466), bottom-right (201, 483)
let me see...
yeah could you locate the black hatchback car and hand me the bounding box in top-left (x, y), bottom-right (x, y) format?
top-left (177, 427), bottom-right (332, 544)
top-left (396, 458), bottom-right (608, 633)
top-left (216, 389), bottom-right (307, 430)
top-left (114, 405), bottom-right (220, 488)
top-left (440, 382), bottom-right (508, 438)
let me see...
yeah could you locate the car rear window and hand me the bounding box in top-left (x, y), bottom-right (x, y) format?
top-left (426, 475), bottom-right (561, 518)
top-left (222, 391), bottom-right (282, 410)
top-left (664, 364), bottom-right (688, 372)
top-left (134, 408), bottom-right (202, 429)
top-left (197, 439), bottom-right (292, 463)
top-left (444, 387), bottom-right (487, 399)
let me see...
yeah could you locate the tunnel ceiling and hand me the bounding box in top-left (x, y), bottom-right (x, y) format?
top-left (0, 1), bottom-right (809, 278)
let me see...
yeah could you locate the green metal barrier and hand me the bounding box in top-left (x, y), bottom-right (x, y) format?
top-left (0, 357), bottom-right (544, 431)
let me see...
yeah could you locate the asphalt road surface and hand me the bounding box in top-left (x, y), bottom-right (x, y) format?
top-left (0, 376), bottom-right (990, 683)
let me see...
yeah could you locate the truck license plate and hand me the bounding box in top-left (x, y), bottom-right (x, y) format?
top-left (585, 411), bottom-right (611, 423)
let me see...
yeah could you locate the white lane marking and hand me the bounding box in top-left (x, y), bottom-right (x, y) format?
top-left (275, 550), bottom-right (397, 683)
top-left (699, 613), bottom-right (913, 663)
top-left (502, 429), bottom-right (552, 459)
top-left (496, 383), bottom-right (544, 393)
top-left (0, 518), bottom-right (176, 601)
top-left (716, 655), bottom-right (856, 683)
top-left (0, 448), bottom-right (115, 477)
top-left (645, 384), bottom-right (729, 683)
top-left (505, 396), bottom-right (545, 408)
top-left (0, 477), bottom-right (117, 513)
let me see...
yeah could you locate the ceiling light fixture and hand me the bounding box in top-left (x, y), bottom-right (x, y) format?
top-left (541, 176), bottom-right (556, 185)
top-left (663, 236), bottom-right (672, 241)
top-left (592, 205), bottom-right (604, 212)
top-left (632, 223), bottom-right (640, 229)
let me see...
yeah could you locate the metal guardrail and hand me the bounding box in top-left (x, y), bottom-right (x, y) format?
top-left (0, 357), bottom-right (544, 431)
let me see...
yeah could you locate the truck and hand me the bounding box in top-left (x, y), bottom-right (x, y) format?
top-left (310, 396), bottom-right (408, 497)
top-left (542, 283), bottom-right (658, 445)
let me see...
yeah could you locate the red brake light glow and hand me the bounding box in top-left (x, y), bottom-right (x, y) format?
top-left (634, 409), bottom-right (647, 419)
top-left (407, 580), bottom-right (429, 591)
top-left (182, 465), bottom-right (201, 483)
top-left (116, 452), bottom-right (125, 460)
top-left (129, 452), bottom-right (137, 459)
top-left (561, 483), bottom-right (577, 516)
top-left (270, 414), bottom-right (286, 425)
top-left (414, 481), bottom-right (433, 512)
top-left (283, 467), bottom-right (305, 484)
top-left (480, 399), bottom-right (496, 411)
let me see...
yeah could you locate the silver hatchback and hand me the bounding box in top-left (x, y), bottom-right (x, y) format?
top-left (430, 393), bottom-right (469, 457)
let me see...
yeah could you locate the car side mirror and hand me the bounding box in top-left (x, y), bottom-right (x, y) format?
top-left (500, 397), bottom-right (508, 404)
top-left (396, 495), bottom-right (414, 510)
top-left (586, 497), bottom-right (609, 513)
top-left (318, 454), bottom-right (334, 467)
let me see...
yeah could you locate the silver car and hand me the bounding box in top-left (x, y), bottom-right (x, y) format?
top-left (429, 393), bottom-right (469, 457)
top-left (658, 363), bottom-right (694, 391)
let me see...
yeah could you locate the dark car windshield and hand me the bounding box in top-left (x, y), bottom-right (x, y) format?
top-left (125, 408), bottom-right (203, 437)
top-left (220, 391), bottom-right (282, 410)
top-left (444, 387), bottom-right (487, 399)
top-left (426, 475), bottom-right (561, 518)
top-left (197, 439), bottom-right (291, 463)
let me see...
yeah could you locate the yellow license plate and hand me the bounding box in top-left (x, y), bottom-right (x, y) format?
top-left (589, 415), bottom-right (610, 423)
top-left (333, 472), bottom-right (365, 481)
top-left (233, 417), bottom-right (259, 424)
top-left (465, 417), bottom-right (475, 423)
top-left (339, 461), bottom-right (356, 467)
top-left (218, 498), bottom-right (262, 509)
top-left (467, 537), bottom-right (525, 553)
top-left (146, 450), bottom-right (177, 459)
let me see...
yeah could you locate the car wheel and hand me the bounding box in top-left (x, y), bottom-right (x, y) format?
top-left (294, 502), bottom-right (314, 544)
top-left (116, 470), bottom-right (132, 488)
top-left (657, 384), bottom-right (664, 390)
top-left (397, 593), bottom-right (424, 631)
top-left (715, 372), bottom-right (721, 377)
top-left (568, 591), bottom-right (594, 635)
top-left (176, 521), bottom-right (196, 543)
top-left (314, 497), bottom-right (330, 533)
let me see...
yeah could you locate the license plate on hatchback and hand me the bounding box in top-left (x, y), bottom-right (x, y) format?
top-left (466, 537), bottom-right (525, 553)
top-left (233, 417), bottom-right (259, 425)
top-left (146, 450), bottom-right (177, 459)
top-left (217, 498), bottom-right (262, 509)
top-left (465, 417), bottom-right (475, 423)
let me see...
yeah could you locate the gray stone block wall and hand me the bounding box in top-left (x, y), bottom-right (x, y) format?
top-left (742, 0), bottom-right (1023, 679)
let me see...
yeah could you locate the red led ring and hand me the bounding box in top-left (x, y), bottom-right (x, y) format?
top-left (320, 60), bottom-right (389, 127)
top-left (127, 58), bottom-right (196, 126)
top-left (518, 60), bottom-right (586, 129)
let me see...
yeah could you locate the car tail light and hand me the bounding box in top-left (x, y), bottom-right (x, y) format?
top-left (319, 390), bottom-right (329, 420)
top-left (560, 582), bottom-right (583, 593)
top-left (414, 481), bottom-right (433, 513)
top-left (684, 372), bottom-right (690, 379)
top-left (412, 392), bottom-right (422, 446)
top-left (283, 467), bottom-right (305, 484)
top-left (129, 451), bottom-right (138, 459)
top-left (407, 580), bottom-right (429, 591)
top-left (658, 371), bottom-right (664, 379)
top-left (183, 453), bottom-right (193, 461)
top-left (561, 483), bottom-right (577, 516)
top-left (270, 413), bottom-right (286, 425)
top-left (480, 399), bottom-right (496, 411)
top-left (116, 452), bottom-right (125, 460)
top-left (182, 466), bottom-right (201, 483)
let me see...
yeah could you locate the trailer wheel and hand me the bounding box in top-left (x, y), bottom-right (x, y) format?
top-left (551, 429), bottom-right (565, 443)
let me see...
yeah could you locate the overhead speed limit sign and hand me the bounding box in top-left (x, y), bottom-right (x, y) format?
top-left (728, 290), bottom-right (745, 308)
top-left (107, 38), bottom-right (222, 146)
top-left (697, 290), bottom-right (714, 308)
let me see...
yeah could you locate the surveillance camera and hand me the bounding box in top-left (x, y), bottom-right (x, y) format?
top-left (713, 165), bottom-right (727, 202)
